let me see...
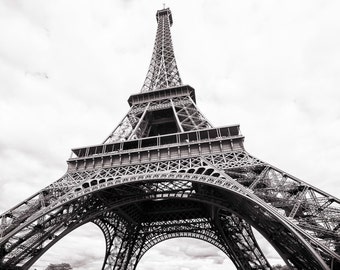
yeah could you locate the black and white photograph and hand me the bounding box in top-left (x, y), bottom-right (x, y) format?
top-left (0, 1), bottom-right (339, 269)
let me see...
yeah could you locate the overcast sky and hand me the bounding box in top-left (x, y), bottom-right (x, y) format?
top-left (1, 0), bottom-right (340, 269)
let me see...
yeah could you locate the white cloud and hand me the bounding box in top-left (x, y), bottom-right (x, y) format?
top-left (32, 223), bottom-right (105, 270)
top-left (1, 0), bottom-right (339, 269)
top-left (138, 238), bottom-right (234, 270)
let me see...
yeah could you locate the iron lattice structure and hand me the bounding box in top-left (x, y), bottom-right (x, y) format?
top-left (1, 7), bottom-right (340, 270)
top-left (140, 9), bottom-right (182, 93)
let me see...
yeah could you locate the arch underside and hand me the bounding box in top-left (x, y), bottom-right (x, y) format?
top-left (0, 180), bottom-right (335, 270)
top-left (0, 189), bottom-right (272, 270)
top-left (1, 153), bottom-right (339, 270)
top-left (93, 201), bottom-right (271, 270)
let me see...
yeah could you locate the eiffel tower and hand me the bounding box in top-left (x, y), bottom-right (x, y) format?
top-left (0, 7), bottom-right (339, 270)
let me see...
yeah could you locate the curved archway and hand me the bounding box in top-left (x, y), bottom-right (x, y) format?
top-left (137, 237), bottom-right (236, 270)
top-left (26, 213), bottom-right (286, 270)
top-left (0, 175), bottom-right (332, 270)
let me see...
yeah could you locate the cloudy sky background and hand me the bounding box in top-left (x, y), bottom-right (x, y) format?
top-left (0, 0), bottom-right (339, 269)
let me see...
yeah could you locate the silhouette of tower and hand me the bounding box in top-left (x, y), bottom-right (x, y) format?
top-left (0, 7), bottom-right (339, 270)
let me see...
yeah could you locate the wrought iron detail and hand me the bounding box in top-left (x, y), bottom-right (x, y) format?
top-left (141, 8), bottom-right (182, 92)
top-left (0, 6), bottom-right (339, 270)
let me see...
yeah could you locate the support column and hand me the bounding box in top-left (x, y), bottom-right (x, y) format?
top-left (214, 211), bottom-right (272, 270)
top-left (94, 213), bottom-right (145, 270)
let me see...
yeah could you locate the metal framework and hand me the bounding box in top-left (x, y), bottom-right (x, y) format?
top-left (1, 6), bottom-right (340, 270)
top-left (140, 8), bottom-right (182, 93)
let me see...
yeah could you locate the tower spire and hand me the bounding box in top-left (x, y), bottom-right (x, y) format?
top-left (141, 7), bottom-right (182, 92)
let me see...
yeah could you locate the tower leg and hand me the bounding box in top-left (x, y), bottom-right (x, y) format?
top-left (214, 211), bottom-right (272, 270)
top-left (94, 213), bottom-right (144, 270)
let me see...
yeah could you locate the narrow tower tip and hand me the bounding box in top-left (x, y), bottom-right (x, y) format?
top-left (141, 7), bottom-right (180, 92)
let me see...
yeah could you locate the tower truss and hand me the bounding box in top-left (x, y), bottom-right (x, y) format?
top-left (141, 8), bottom-right (182, 93)
top-left (0, 7), bottom-right (339, 270)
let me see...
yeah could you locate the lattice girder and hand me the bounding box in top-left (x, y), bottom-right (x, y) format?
top-left (95, 217), bottom-right (139, 270)
top-left (215, 212), bottom-right (271, 269)
top-left (223, 164), bottom-right (340, 249)
top-left (113, 208), bottom-right (272, 270)
top-left (0, 189), bottom-right (274, 270)
top-left (173, 96), bottom-right (212, 131)
top-left (1, 150), bottom-right (339, 269)
top-left (103, 91), bottom-right (212, 144)
top-left (1, 159), bottom-right (338, 269)
top-left (141, 8), bottom-right (182, 92)
top-left (1, 5), bottom-right (339, 270)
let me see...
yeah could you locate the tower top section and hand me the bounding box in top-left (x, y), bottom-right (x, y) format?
top-left (141, 7), bottom-right (182, 92)
top-left (156, 8), bottom-right (173, 26)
